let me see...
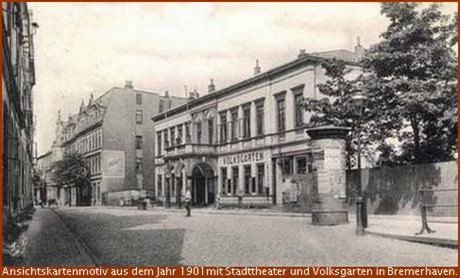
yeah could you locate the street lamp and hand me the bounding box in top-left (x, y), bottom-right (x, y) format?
top-left (348, 88), bottom-right (369, 235)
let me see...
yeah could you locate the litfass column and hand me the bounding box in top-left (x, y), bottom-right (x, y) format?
top-left (307, 126), bottom-right (350, 225)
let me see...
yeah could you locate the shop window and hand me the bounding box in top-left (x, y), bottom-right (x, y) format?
top-left (221, 168), bottom-right (227, 195)
top-left (244, 165), bottom-right (251, 194)
top-left (296, 157), bottom-right (307, 174)
top-left (257, 164), bottom-right (265, 194)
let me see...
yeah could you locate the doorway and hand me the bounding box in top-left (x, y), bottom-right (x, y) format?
top-left (191, 162), bottom-right (215, 206)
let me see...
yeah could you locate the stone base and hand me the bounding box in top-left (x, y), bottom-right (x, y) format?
top-left (311, 210), bottom-right (348, 225)
top-left (310, 194), bottom-right (348, 225)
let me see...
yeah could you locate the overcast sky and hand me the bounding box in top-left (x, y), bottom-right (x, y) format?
top-left (30, 2), bottom-right (457, 155)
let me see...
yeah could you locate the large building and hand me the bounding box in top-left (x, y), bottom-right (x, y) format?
top-left (45, 82), bottom-right (188, 206)
top-left (2, 3), bottom-right (38, 217)
top-left (152, 43), bottom-right (363, 208)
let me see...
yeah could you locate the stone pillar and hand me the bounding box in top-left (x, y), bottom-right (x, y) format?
top-left (306, 126), bottom-right (350, 225)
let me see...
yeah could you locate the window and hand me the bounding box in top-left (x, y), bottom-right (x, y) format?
top-left (135, 136), bottom-right (143, 149)
top-left (170, 127), bottom-right (175, 146)
top-left (281, 157), bottom-right (293, 175)
top-left (136, 159), bottom-right (143, 174)
top-left (136, 110), bottom-right (143, 124)
top-left (208, 119), bottom-right (214, 144)
top-left (157, 132), bottom-right (162, 156)
top-left (256, 100), bottom-right (264, 136)
top-left (307, 153), bottom-right (314, 173)
top-left (185, 122), bottom-right (191, 142)
top-left (294, 92), bottom-right (304, 129)
top-left (242, 105), bottom-right (251, 138)
top-left (164, 130), bottom-right (169, 148)
top-left (157, 174), bottom-right (163, 196)
top-left (296, 157), bottom-right (307, 174)
top-left (231, 109), bottom-right (238, 141)
top-left (136, 93), bottom-right (142, 105)
top-left (276, 96), bottom-right (286, 133)
top-left (221, 168), bottom-right (228, 195)
top-left (257, 164), bottom-right (265, 194)
top-left (244, 165), bottom-right (251, 194)
top-left (220, 113), bottom-right (227, 143)
top-left (232, 166), bottom-right (239, 195)
top-left (196, 122), bottom-right (202, 144)
top-left (177, 125), bottom-right (183, 145)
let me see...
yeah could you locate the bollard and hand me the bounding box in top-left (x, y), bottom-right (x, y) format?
top-left (356, 197), bottom-right (365, 236)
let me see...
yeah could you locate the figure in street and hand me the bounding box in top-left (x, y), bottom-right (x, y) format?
top-left (185, 187), bottom-right (192, 217)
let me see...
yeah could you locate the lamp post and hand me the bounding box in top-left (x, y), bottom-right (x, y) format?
top-left (349, 91), bottom-right (369, 235)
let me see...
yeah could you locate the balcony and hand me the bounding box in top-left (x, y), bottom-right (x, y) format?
top-left (164, 142), bottom-right (217, 159)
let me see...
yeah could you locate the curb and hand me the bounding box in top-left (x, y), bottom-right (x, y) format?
top-left (160, 208), bottom-right (311, 218)
top-left (365, 230), bottom-right (458, 249)
top-left (50, 208), bottom-right (100, 266)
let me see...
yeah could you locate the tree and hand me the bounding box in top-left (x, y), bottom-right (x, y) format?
top-left (304, 59), bottom-right (389, 169)
top-left (53, 152), bottom-right (91, 205)
top-left (362, 3), bottom-right (458, 164)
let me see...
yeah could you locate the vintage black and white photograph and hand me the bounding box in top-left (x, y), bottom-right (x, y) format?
top-left (2, 2), bottom-right (458, 267)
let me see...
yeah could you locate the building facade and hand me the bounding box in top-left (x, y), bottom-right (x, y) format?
top-left (46, 82), bottom-right (188, 206)
top-left (152, 46), bottom-right (363, 207)
top-left (2, 3), bottom-right (37, 217)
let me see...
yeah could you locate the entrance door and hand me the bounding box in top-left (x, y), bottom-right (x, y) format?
top-left (191, 162), bottom-right (215, 207)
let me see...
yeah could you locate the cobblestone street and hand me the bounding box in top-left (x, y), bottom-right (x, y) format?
top-left (21, 207), bottom-right (457, 266)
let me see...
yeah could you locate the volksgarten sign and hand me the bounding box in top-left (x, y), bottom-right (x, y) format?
top-left (222, 151), bottom-right (265, 166)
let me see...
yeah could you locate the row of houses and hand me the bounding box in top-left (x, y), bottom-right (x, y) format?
top-left (2, 3), bottom-right (38, 218)
top-left (35, 40), bottom-right (364, 207)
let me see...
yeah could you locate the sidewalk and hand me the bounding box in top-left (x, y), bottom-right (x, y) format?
top-left (131, 205), bottom-right (458, 248)
top-left (363, 214), bottom-right (458, 248)
top-left (17, 207), bottom-right (94, 266)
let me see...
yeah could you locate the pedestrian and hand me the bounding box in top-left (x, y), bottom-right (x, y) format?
top-left (216, 192), bottom-right (221, 210)
top-left (185, 187), bottom-right (192, 217)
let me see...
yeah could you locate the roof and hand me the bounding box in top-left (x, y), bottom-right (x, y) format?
top-left (310, 49), bottom-right (362, 63)
top-left (152, 52), bottom-right (361, 122)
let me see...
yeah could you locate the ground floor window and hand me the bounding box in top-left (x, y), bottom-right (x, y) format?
top-left (244, 165), bottom-right (251, 194)
top-left (296, 157), bottom-right (307, 174)
top-left (257, 164), bottom-right (265, 194)
top-left (232, 166), bottom-right (238, 195)
top-left (221, 168), bottom-right (227, 195)
top-left (157, 174), bottom-right (163, 196)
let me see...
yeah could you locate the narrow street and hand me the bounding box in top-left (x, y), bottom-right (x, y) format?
top-left (20, 207), bottom-right (457, 266)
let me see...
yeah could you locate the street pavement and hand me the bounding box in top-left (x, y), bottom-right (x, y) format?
top-left (18, 207), bottom-right (457, 266)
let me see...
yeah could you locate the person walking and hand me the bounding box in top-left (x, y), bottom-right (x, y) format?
top-left (185, 187), bottom-right (192, 217)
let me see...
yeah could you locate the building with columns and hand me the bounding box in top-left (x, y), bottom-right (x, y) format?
top-left (44, 82), bottom-right (188, 206)
top-left (152, 44), bottom-right (363, 208)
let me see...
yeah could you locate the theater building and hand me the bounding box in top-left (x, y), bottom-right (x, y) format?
top-left (152, 45), bottom-right (363, 207)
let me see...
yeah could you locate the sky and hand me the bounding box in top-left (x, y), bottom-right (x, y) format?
top-left (30, 2), bottom-right (458, 155)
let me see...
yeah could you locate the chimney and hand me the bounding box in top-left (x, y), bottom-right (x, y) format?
top-left (253, 59), bottom-right (261, 76)
top-left (164, 90), bottom-right (169, 98)
top-left (354, 36), bottom-right (364, 58)
top-left (208, 79), bottom-right (215, 93)
top-left (298, 49), bottom-right (307, 59)
top-left (125, 80), bottom-right (133, 89)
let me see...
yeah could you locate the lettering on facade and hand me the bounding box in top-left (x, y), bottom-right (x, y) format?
top-left (221, 151), bottom-right (265, 166)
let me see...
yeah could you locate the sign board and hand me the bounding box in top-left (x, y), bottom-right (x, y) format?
top-left (221, 151), bottom-right (265, 166)
top-left (312, 150), bottom-right (325, 161)
top-left (103, 150), bottom-right (125, 178)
